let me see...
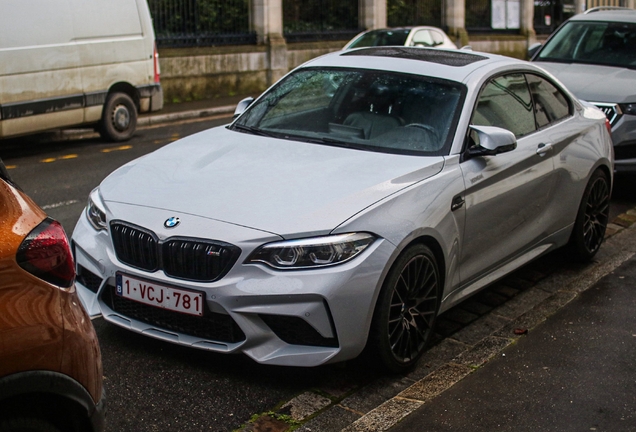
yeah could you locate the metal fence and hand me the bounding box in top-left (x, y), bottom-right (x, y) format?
top-left (283, 0), bottom-right (360, 42)
top-left (148, 0), bottom-right (255, 48)
top-left (387, 0), bottom-right (443, 27)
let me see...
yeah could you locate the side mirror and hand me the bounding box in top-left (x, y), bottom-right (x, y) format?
top-left (527, 42), bottom-right (542, 60)
top-left (233, 97), bottom-right (255, 119)
top-left (467, 125), bottom-right (517, 157)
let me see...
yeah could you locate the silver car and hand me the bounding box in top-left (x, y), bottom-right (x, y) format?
top-left (530, 7), bottom-right (636, 172)
top-left (343, 26), bottom-right (457, 50)
top-left (73, 47), bottom-right (612, 372)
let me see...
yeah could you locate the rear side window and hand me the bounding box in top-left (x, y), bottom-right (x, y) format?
top-left (526, 74), bottom-right (571, 128)
top-left (471, 74), bottom-right (536, 138)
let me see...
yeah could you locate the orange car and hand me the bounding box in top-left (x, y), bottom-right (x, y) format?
top-left (0, 158), bottom-right (105, 432)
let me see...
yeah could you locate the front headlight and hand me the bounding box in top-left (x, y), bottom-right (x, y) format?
top-left (86, 188), bottom-right (107, 231)
top-left (246, 232), bottom-right (376, 270)
top-left (619, 103), bottom-right (636, 116)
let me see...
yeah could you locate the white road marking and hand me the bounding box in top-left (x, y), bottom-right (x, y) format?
top-left (41, 199), bottom-right (80, 210)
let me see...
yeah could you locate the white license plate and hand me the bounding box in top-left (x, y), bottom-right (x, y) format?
top-left (116, 273), bottom-right (203, 316)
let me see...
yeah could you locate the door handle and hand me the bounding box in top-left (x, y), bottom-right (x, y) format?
top-left (536, 143), bottom-right (553, 156)
top-left (451, 195), bottom-right (465, 211)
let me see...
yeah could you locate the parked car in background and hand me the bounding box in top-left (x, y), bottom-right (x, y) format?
top-left (0, 159), bottom-right (105, 432)
top-left (72, 47), bottom-right (612, 373)
top-left (0, 0), bottom-right (163, 142)
top-left (530, 7), bottom-right (636, 172)
top-left (343, 26), bottom-right (457, 50)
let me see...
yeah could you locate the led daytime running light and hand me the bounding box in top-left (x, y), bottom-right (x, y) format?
top-left (247, 233), bottom-right (376, 270)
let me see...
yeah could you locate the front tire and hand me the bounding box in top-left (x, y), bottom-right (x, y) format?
top-left (0, 418), bottom-right (62, 432)
top-left (568, 169), bottom-right (610, 262)
top-left (99, 92), bottom-right (137, 142)
top-left (369, 244), bottom-right (441, 373)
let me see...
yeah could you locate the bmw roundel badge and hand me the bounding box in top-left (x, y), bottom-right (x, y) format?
top-left (164, 217), bottom-right (180, 228)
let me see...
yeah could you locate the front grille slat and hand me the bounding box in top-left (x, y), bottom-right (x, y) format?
top-left (110, 221), bottom-right (240, 282)
top-left (592, 102), bottom-right (621, 126)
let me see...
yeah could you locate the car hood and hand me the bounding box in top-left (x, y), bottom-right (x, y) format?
top-left (99, 127), bottom-right (444, 237)
top-left (536, 62), bottom-right (636, 103)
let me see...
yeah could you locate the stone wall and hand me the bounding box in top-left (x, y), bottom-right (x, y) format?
top-left (158, 35), bottom-right (547, 103)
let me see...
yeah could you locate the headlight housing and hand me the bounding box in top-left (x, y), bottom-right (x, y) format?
top-left (86, 188), bottom-right (107, 231)
top-left (619, 103), bottom-right (636, 116)
top-left (246, 233), bottom-right (376, 270)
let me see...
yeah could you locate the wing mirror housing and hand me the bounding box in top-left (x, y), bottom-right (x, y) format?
top-left (467, 125), bottom-right (517, 158)
top-left (527, 42), bottom-right (542, 59)
top-left (233, 97), bottom-right (255, 119)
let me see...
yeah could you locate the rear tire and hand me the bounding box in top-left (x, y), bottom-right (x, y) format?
top-left (99, 92), bottom-right (137, 142)
top-left (369, 244), bottom-right (441, 373)
top-left (568, 169), bottom-right (610, 262)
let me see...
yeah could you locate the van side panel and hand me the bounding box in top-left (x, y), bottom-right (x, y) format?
top-left (0, 0), bottom-right (162, 139)
top-left (0, 0), bottom-right (84, 136)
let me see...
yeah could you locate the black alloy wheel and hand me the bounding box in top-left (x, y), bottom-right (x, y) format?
top-left (370, 244), bottom-right (440, 373)
top-left (569, 169), bottom-right (610, 262)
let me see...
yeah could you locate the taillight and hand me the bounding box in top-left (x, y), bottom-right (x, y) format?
top-left (17, 218), bottom-right (75, 288)
top-left (605, 118), bottom-right (612, 135)
top-left (153, 42), bottom-right (160, 84)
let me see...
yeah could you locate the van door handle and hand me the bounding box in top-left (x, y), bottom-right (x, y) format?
top-left (536, 143), bottom-right (553, 156)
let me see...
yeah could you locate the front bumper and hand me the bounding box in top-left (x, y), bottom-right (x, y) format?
top-left (72, 212), bottom-right (395, 367)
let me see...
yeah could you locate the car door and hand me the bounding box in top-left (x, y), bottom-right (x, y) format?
top-left (458, 73), bottom-right (558, 287)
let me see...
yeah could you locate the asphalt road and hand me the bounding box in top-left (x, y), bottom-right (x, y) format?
top-left (2, 117), bottom-right (635, 432)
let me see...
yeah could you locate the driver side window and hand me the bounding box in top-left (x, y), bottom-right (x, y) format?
top-left (471, 73), bottom-right (536, 138)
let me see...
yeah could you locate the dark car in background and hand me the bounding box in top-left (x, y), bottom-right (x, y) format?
top-left (0, 159), bottom-right (105, 432)
top-left (530, 7), bottom-right (636, 172)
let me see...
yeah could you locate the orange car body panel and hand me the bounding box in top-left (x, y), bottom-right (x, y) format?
top-left (0, 179), bottom-right (103, 404)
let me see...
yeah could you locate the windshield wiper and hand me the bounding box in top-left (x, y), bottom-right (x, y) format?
top-left (231, 124), bottom-right (278, 138)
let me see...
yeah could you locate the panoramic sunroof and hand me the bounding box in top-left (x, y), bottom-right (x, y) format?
top-left (341, 47), bottom-right (487, 67)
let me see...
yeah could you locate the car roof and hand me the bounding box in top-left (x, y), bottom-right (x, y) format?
top-left (570, 9), bottom-right (636, 23)
top-left (302, 47), bottom-right (530, 84)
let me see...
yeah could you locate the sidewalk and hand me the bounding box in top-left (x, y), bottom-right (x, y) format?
top-left (137, 94), bottom-right (253, 127)
top-left (389, 253), bottom-right (636, 432)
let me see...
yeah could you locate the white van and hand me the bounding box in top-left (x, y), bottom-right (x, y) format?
top-left (0, 0), bottom-right (163, 142)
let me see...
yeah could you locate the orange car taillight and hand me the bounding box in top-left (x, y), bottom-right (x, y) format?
top-left (17, 218), bottom-right (75, 288)
top-left (153, 42), bottom-right (160, 84)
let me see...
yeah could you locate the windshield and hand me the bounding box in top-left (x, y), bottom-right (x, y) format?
top-left (348, 29), bottom-right (411, 49)
top-left (232, 68), bottom-right (465, 156)
top-left (537, 21), bottom-right (636, 68)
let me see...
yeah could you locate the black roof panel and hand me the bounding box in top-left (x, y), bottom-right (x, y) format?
top-left (341, 47), bottom-right (488, 67)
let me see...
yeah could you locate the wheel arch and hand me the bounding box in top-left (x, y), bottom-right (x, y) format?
top-left (0, 371), bottom-right (101, 432)
top-left (107, 82), bottom-right (140, 111)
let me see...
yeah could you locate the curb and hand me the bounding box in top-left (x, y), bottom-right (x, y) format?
top-left (241, 210), bottom-right (636, 432)
top-left (137, 104), bottom-right (236, 127)
top-left (51, 105), bottom-right (236, 141)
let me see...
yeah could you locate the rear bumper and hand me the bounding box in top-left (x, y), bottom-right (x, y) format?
top-left (138, 84), bottom-right (164, 112)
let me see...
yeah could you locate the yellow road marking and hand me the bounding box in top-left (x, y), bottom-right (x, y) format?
top-left (5, 165), bottom-right (16, 169)
top-left (41, 158), bottom-right (57, 163)
top-left (101, 145), bottom-right (132, 153)
top-left (60, 154), bottom-right (78, 160)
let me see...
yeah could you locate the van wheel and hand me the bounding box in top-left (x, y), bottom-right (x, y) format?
top-left (99, 92), bottom-right (137, 142)
top-left (369, 244), bottom-right (441, 373)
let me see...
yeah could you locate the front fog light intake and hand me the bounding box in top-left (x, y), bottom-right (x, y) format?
top-left (247, 232), bottom-right (376, 270)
